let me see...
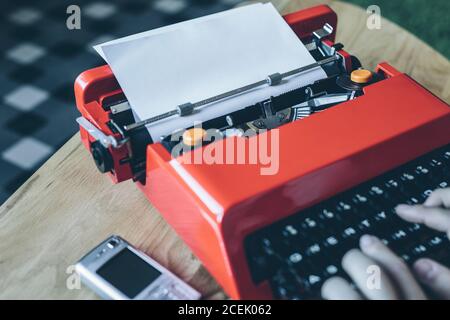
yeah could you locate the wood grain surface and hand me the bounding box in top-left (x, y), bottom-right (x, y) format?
top-left (0, 0), bottom-right (448, 299)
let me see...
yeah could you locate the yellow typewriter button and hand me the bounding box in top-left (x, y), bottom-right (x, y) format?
top-left (182, 128), bottom-right (207, 147)
top-left (350, 69), bottom-right (373, 84)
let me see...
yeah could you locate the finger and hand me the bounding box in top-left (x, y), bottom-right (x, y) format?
top-left (424, 188), bottom-right (450, 208)
top-left (360, 235), bottom-right (426, 300)
top-left (342, 248), bottom-right (399, 300)
top-left (414, 258), bottom-right (450, 299)
top-left (395, 204), bottom-right (450, 234)
top-left (321, 277), bottom-right (363, 300)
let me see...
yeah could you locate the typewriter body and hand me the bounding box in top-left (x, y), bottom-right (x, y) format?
top-left (75, 5), bottom-right (450, 299)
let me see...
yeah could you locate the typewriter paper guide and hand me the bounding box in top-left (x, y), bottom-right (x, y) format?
top-left (97, 3), bottom-right (327, 139)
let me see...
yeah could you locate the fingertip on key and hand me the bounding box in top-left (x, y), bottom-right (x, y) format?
top-left (395, 204), bottom-right (419, 218)
top-left (414, 258), bottom-right (435, 281)
top-left (359, 234), bottom-right (377, 249)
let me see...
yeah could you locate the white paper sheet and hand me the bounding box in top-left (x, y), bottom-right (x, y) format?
top-left (97, 3), bottom-right (327, 140)
top-left (94, 3), bottom-right (264, 60)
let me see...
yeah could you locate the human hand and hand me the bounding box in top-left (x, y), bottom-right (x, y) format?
top-left (321, 188), bottom-right (450, 300)
top-left (396, 188), bottom-right (450, 239)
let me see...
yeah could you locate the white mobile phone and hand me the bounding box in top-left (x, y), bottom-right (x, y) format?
top-left (75, 235), bottom-right (201, 300)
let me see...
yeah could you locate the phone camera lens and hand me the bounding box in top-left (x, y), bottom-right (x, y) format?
top-left (107, 239), bottom-right (120, 249)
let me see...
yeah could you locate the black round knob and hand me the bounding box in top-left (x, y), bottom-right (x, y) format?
top-left (90, 141), bottom-right (113, 173)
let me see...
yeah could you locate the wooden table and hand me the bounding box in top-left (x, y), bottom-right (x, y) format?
top-left (1, 0), bottom-right (449, 299)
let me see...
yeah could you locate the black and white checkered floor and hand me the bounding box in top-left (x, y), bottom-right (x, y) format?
top-left (0, 0), bottom-right (240, 204)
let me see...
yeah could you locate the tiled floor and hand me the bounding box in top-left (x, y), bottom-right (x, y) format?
top-left (0, 0), bottom-right (240, 204)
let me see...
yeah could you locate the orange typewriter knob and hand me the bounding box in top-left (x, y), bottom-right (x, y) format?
top-left (182, 128), bottom-right (207, 147)
top-left (350, 69), bottom-right (373, 84)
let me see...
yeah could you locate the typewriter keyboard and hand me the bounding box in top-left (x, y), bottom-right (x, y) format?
top-left (245, 144), bottom-right (450, 299)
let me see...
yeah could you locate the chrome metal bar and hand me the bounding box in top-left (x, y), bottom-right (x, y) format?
top-left (124, 55), bottom-right (338, 132)
top-left (77, 117), bottom-right (119, 148)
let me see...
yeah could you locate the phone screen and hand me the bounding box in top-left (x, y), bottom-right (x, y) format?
top-left (97, 248), bottom-right (162, 298)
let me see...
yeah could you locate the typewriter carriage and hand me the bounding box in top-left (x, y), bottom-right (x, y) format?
top-left (75, 5), bottom-right (351, 184)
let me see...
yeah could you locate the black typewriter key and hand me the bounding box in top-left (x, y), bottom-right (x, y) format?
top-left (271, 270), bottom-right (299, 299)
top-left (305, 243), bottom-right (321, 257)
top-left (428, 238), bottom-right (450, 266)
top-left (413, 164), bottom-right (433, 182)
top-left (341, 226), bottom-right (359, 240)
top-left (411, 244), bottom-right (428, 258)
top-left (387, 228), bottom-right (409, 252)
top-left (319, 207), bottom-right (345, 231)
top-left (263, 235), bottom-right (293, 260)
top-left (351, 192), bottom-right (369, 205)
top-left (318, 208), bottom-right (335, 220)
top-left (357, 218), bottom-right (372, 232)
top-left (367, 184), bottom-right (386, 197)
top-left (399, 170), bottom-right (418, 185)
top-left (363, 184), bottom-right (386, 209)
top-left (323, 264), bottom-right (339, 277)
top-left (373, 213), bottom-right (395, 238)
top-left (405, 196), bottom-right (421, 206)
top-left (365, 183), bottom-right (395, 209)
top-left (428, 158), bottom-right (447, 182)
top-left (282, 224), bottom-right (299, 237)
top-left (408, 223), bottom-right (422, 233)
top-left (401, 253), bottom-right (412, 264)
top-left (351, 192), bottom-right (373, 215)
top-left (333, 200), bottom-right (360, 226)
top-left (392, 214), bottom-right (425, 237)
top-left (384, 178), bottom-right (402, 193)
top-left (429, 158), bottom-right (444, 171)
top-left (411, 185), bottom-right (432, 200)
top-left (256, 236), bottom-right (288, 271)
top-left (335, 199), bottom-right (358, 217)
top-left (246, 236), bottom-right (283, 282)
top-left (304, 258), bottom-right (327, 286)
top-left (261, 237), bottom-right (276, 256)
top-left (301, 217), bottom-right (319, 230)
top-left (290, 252), bottom-right (315, 271)
top-left (424, 235), bottom-right (448, 265)
top-left (391, 228), bottom-right (408, 241)
top-left (324, 235), bottom-right (348, 258)
top-left (300, 217), bottom-right (324, 239)
top-left (271, 269), bottom-right (310, 300)
top-left (415, 188), bottom-right (434, 203)
top-left (335, 200), bottom-right (353, 213)
top-left (281, 224), bottom-right (306, 245)
top-left (339, 227), bottom-right (360, 254)
top-left (287, 251), bottom-right (304, 267)
top-left (398, 172), bottom-right (425, 201)
top-left (249, 254), bottom-right (280, 282)
top-left (305, 273), bottom-right (323, 292)
top-left (403, 239), bottom-right (429, 260)
top-left (427, 234), bottom-right (447, 247)
top-left (373, 210), bottom-right (388, 223)
top-left (427, 235), bottom-right (445, 248)
top-left (444, 150), bottom-right (450, 161)
top-left (437, 181), bottom-right (449, 190)
top-left (323, 235), bottom-right (339, 248)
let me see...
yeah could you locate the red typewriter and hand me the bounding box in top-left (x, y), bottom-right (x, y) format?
top-left (74, 5), bottom-right (450, 299)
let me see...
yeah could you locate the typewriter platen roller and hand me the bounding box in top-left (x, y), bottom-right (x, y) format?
top-left (74, 5), bottom-right (450, 299)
